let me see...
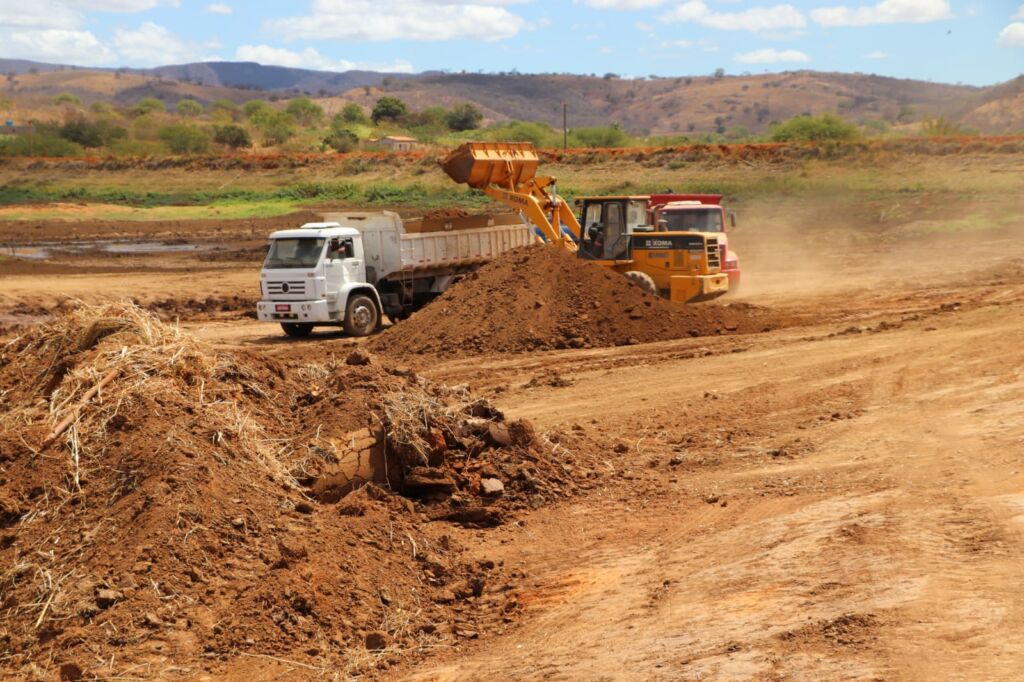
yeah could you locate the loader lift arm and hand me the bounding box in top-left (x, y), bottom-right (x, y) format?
top-left (441, 142), bottom-right (581, 251)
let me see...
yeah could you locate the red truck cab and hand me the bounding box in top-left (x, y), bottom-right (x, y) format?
top-left (648, 193), bottom-right (741, 290)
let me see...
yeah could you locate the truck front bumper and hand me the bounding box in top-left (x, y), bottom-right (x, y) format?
top-left (257, 300), bottom-right (335, 324)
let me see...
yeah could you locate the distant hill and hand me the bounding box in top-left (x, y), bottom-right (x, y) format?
top-left (1, 58), bottom-right (1021, 134)
top-left (146, 62), bottom-right (405, 93)
top-left (0, 59), bottom-right (407, 97)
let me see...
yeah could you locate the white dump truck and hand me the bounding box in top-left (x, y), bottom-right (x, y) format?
top-left (256, 210), bottom-right (531, 337)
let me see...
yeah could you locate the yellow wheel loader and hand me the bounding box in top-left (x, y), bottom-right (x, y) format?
top-left (441, 142), bottom-right (729, 303)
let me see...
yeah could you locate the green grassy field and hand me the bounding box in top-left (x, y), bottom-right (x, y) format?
top-left (1, 148), bottom-right (1022, 225)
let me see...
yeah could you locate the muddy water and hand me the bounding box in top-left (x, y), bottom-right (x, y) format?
top-left (3, 240), bottom-right (221, 260)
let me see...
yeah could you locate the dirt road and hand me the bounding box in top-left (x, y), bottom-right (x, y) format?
top-left (401, 288), bottom-right (1024, 680)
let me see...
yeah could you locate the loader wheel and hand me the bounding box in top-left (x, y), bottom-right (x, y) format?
top-left (343, 294), bottom-right (380, 337)
top-left (281, 323), bottom-right (314, 338)
top-left (624, 270), bottom-right (658, 296)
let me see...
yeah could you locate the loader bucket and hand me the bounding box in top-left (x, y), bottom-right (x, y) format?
top-left (441, 142), bottom-right (539, 189)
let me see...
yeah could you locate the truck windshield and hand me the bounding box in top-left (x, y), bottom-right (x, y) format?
top-left (663, 209), bottom-right (723, 233)
top-left (264, 238), bottom-right (325, 269)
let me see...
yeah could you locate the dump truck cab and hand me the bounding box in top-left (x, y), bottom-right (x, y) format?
top-left (576, 195), bottom-right (729, 302)
top-left (650, 194), bottom-right (741, 290)
top-left (256, 222), bottom-right (384, 338)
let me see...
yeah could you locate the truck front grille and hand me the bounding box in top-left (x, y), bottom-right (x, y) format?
top-left (266, 280), bottom-right (307, 296)
top-left (706, 238), bottom-right (721, 270)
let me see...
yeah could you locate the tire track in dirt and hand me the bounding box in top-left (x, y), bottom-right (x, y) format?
top-left (406, 303), bottom-right (1024, 681)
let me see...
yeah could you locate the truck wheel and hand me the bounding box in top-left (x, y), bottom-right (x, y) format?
top-left (281, 323), bottom-right (314, 338)
top-left (343, 294), bottom-right (380, 337)
top-left (624, 270), bottom-right (658, 296)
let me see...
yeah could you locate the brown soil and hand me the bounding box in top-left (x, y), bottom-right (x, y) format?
top-left (0, 211), bottom-right (320, 245)
top-left (371, 246), bottom-right (793, 357)
top-left (0, 304), bottom-right (605, 680)
top-left (422, 207), bottom-right (471, 220)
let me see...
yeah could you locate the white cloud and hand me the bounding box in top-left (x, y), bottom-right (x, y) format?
top-left (635, 21), bottom-right (654, 31)
top-left (205, 3), bottom-right (232, 14)
top-left (864, 49), bottom-right (888, 58)
top-left (599, 46), bottom-right (613, 53)
top-left (267, 0), bottom-right (527, 42)
top-left (734, 47), bottom-right (810, 63)
top-left (660, 39), bottom-right (692, 48)
top-left (112, 22), bottom-right (214, 65)
top-left (2, 28), bottom-right (115, 64)
top-left (583, 0), bottom-right (665, 8)
top-left (811, 0), bottom-right (951, 27)
top-left (0, 0), bottom-right (81, 29)
top-left (234, 45), bottom-right (414, 73)
top-left (1013, 4), bottom-right (1024, 20)
top-left (998, 22), bottom-right (1024, 47)
top-left (661, 1), bottom-right (806, 34)
top-left (67, 0), bottom-right (177, 10)
top-left (0, 0), bottom-right (177, 32)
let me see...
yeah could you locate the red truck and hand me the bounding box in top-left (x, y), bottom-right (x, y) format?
top-left (648, 193), bottom-right (741, 290)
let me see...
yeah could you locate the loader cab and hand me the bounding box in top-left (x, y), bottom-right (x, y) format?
top-left (576, 196), bottom-right (651, 261)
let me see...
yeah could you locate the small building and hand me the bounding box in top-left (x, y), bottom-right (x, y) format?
top-left (376, 135), bottom-right (417, 151)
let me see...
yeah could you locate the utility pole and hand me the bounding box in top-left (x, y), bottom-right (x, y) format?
top-left (562, 102), bottom-right (568, 149)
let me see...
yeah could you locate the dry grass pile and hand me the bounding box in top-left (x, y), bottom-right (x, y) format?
top-left (0, 303), bottom-right (603, 680)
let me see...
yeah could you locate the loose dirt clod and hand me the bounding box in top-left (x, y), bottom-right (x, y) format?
top-left (0, 302), bottom-right (605, 679)
top-left (370, 245), bottom-right (785, 356)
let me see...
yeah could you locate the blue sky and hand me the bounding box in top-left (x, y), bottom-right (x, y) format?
top-left (0, 1), bottom-right (1021, 85)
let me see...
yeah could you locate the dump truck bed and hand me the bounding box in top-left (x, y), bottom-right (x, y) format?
top-left (321, 211), bottom-right (532, 280)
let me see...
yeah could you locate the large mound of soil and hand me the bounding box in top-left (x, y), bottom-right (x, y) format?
top-left (0, 304), bottom-right (600, 679)
top-left (371, 246), bottom-right (781, 357)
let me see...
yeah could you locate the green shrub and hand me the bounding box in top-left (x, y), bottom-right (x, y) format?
top-left (341, 102), bottom-right (368, 124)
top-left (919, 115), bottom-right (969, 137)
top-left (210, 99), bottom-right (239, 121)
top-left (0, 132), bottom-right (83, 157)
top-left (771, 113), bottom-right (859, 142)
top-left (213, 124), bottom-right (251, 149)
top-left (243, 99), bottom-right (273, 124)
top-left (176, 99), bottom-right (203, 117)
top-left (569, 123), bottom-right (632, 148)
top-left (371, 96), bottom-right (407, 124)
top-left (59, 118), bottom-right (128, 148)
top-left (159, 123), bottom-right (212, 153)
top-left (285, 97), bottom-right (324, 127)
top-left (323, 127), bottom-right (358, 152)
top-left (257, 111), bottom-right (295, 145)
top-left (482, 120), bottom-right (560, 147)
top-left (106, 138), bottom-right (167, 156)
top-left (446, 103), bottom-right (483, 132)
top-left (132, 113), bottom-right (162, 141)
top-left (132, 97), bottom-right (166, 116)
top-left (401, 106), bottom-right (448, 140)
top-left (53, 92), bottom-right (81, 106)
top-left (89, 102), bottom-right (116, 117)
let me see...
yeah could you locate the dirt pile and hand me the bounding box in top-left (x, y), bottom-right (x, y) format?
top-left (371, 246), bottom-right (782, 357)
top-left (0, 303), bottom-right (601, 679)
top-left (423, 207), bottom-right (471, 220)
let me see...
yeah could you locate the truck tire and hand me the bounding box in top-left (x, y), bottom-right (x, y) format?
top-left (343, 294), bottom-right (380, 337)
top-left (624, 270), bottom-right (658, 296)
top-left (281, 323), bottom-right (314, 338)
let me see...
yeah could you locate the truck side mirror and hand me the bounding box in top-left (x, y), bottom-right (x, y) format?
top-left (729, 212), bottom-right (737, 228)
